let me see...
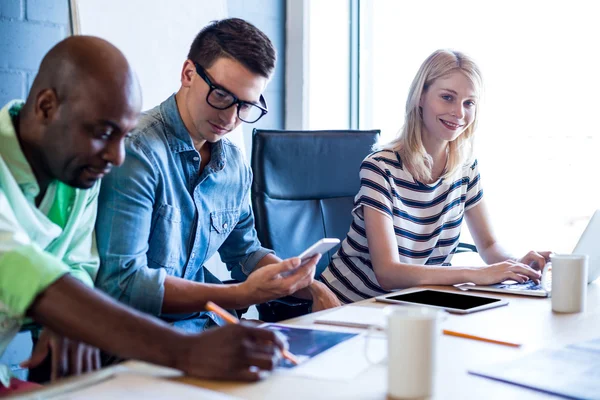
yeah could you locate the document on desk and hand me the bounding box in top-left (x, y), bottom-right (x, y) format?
top-left (264, 324), bottom-right (359, 368)
top-left (569, 337), bottom-right (600, 354)
top-left (46, 374), bottom-right (240, 399)
top-left (286, 333), bottom-right (387, 381)
top-left (264, 324), bottom-right (387, 381)
top-left (469, 337), bottom-right (600, 400)
top-left (314, 305), bottom-right (387, 329)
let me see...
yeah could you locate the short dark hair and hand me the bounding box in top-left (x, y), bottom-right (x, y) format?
top-left (187, 18), bottom-right (276, 78)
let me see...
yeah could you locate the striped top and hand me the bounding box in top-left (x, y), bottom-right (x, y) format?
top-left (321, 150), bottom-right (483, 303)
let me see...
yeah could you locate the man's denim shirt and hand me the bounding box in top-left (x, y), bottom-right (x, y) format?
top-left (95, 94), bottom-right (272, 332)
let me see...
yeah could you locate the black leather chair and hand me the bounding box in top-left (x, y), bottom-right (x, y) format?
top-left (455, 243), bottom-right (477, 253)
top-left (251, 129), bottom-right (380, 321)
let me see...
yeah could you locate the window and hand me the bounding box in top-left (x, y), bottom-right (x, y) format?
top-left (358, 0), bottom-right (600, 253)
top-left (307, 0), bottom-right (351, 130)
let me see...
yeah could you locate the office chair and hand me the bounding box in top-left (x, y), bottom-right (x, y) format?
top-left (455, 243), bottom-right (477, 253)
top-left (251, 129), bottom-right (380, 322)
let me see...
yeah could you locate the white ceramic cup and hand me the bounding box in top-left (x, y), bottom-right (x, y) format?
top-left (367, 306), bottom-right (440, 399)
top-left (551, 254), bottom-right (588, 313)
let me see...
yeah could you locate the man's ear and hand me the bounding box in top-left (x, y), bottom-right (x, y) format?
top-left (34, 88), bottom-right (59, 125)
top-left (180, 60), bottom-right (196, 88)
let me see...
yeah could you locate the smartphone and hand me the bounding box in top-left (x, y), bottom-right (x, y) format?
top-left (375, 289), bottom-right (508, 314)
top-left (282, 238), bottom-right (341, 277)
top-left (298, 238), bottom-right (341, 262)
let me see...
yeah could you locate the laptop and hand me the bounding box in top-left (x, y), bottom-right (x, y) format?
top-left (460, 210), bottom-right (600, 298)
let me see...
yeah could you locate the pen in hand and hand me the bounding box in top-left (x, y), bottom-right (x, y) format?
top-left (205, 301), bottom-right (300, 365)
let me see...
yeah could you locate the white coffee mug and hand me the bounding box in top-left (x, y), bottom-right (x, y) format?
top-left (366, 306), bottom-right (440, 399)
top-left (551, 254), bottom-right (588, 313)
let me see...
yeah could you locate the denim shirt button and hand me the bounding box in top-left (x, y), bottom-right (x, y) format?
top-left (222, 223), bottom-right (228, 230)
top-left (193, 156), bottom-right (199, 161)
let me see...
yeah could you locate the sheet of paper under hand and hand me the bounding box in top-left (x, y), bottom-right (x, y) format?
top-left (279, 334), bottom-right (387, 381)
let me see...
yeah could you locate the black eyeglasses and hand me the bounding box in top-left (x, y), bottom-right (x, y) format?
top-left (193, 62), bottom-right (268, 124)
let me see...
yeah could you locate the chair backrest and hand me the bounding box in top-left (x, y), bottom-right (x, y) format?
top-left (251, 129), bottom-right (380, 276)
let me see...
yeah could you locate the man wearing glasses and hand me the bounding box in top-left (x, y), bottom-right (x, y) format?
top-left (95, 18), bottom-right (339, 336)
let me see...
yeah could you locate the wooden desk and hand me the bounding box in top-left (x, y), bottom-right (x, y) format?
top-left (23, 283), bottom-right (600, 399)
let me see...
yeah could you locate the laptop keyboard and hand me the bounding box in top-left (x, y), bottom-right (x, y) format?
top-left (497, 281), bottom-right (544, 291)
top-left (496, 274), bottom-right (552, 291)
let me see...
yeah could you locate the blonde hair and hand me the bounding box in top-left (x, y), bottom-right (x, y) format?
top-left (379, 49), bottom-right (483, 183)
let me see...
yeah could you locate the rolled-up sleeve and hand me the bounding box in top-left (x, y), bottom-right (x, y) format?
top-left (0, 193), bottom-right (68, 320)
top-left (95, 140), bottom-right (166, 316)
top-left (61, 182), bottom-right (101, 288)
top-left (218, 191), bottom-right (273, 282)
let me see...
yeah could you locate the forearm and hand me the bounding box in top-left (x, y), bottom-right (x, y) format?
top-left (28, 275), bottom-right (186, 369)
top-left (477, 242), bottom-right (515, 264)
top-left (374, 261), bottom-right (478, 289)
top-left (162, 275), bottom-right (252, 313)
top-left (224, 247), bottom-right (277, 281)
top-left (290, 280), bottom-right (326, 300)
top-left (465, 201), bottom-right (515, 264)
top-left (254, 253), bottom-right (281, 269)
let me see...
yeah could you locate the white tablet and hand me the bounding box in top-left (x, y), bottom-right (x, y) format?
top-left (375, 289), bottom-right (508, 314)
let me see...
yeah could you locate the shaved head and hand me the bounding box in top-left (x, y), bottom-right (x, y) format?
top-left (18, 36), bottom-right (142, 192)
top-left (27, 36), bottom-right (141, 120)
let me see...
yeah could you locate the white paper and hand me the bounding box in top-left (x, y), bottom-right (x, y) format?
top-left (48, 374), bottom-right (240, 400)
top-left (279, 333), bottom-right (387, 381)
top-left (570, 337), bottom-right (600, 354)
top-left (314, 305), bottom-right (387, 330)
top-left (470, 346), bottom-right (600, 400)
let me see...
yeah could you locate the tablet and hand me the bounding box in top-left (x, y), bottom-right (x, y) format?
top-left (375, 289), bottom-right (508, 314)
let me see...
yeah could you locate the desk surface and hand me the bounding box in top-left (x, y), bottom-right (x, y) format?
top-left (24, 283), bottom-right (600, 400)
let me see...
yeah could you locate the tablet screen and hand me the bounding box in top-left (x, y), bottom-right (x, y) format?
top-left (385, 290), bottom-right (502, 310)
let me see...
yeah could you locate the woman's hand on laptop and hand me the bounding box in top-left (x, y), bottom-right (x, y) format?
top-left (517, 250), bottom-right (552, 271)
top-left (470, 260), bottom-right (542, 285)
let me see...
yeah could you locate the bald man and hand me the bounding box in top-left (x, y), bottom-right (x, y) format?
top-left (0, 36), bottom-right (287, 392)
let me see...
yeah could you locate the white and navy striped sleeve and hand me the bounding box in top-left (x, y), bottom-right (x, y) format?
top-left (465, 159), bottom-right (483, 211)
top-left (353, 154), bottom-right (395, 220)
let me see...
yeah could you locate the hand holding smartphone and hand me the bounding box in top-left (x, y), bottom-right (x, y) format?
top-left (281, 238), bottom-right (341, 277)
top-left (297, 238), bottom-right (341, 263)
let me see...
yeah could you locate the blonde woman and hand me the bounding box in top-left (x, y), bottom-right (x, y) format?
top-left (320, 49), bottom-right (550, 304)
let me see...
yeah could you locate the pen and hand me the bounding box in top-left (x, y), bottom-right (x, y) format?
top-left (205, 301), bottom-right (300, 365)
top-left (442, 329), bottom-right (522, 348)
